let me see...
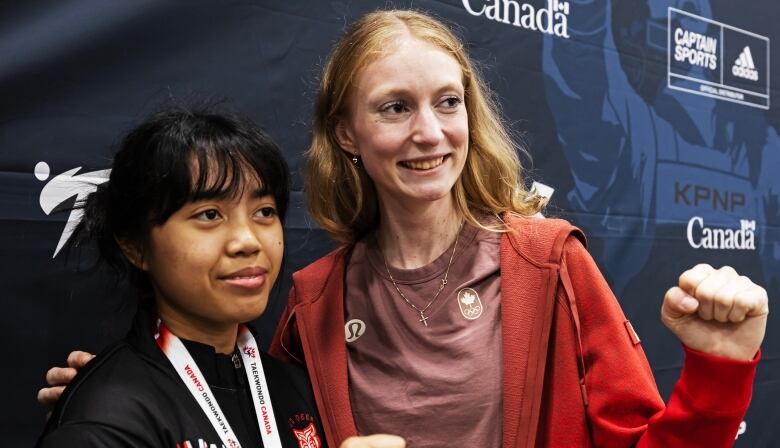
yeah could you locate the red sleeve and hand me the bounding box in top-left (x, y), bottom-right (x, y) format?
top-left (268, 286), bottom-right (303, 364)
top-left (562, 237), bottom-right (758, 448)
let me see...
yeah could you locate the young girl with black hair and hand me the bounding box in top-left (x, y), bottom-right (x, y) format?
top-left (36, 107), bottom-right (331, 448)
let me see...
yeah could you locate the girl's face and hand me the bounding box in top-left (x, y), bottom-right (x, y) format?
top-left (139, 179), bottom-right (284, 331)
top-left (337, 36), bottom-right (469, 208)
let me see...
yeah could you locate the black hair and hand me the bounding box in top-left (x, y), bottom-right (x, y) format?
top-left (72, 106), bottom-right (290, 297)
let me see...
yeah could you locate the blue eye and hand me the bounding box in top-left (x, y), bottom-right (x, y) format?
top-left (195, 209), bottom-right (221, 221)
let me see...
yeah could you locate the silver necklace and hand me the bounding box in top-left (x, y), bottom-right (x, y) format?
top-left (378, 222), bottom-right (463, 326)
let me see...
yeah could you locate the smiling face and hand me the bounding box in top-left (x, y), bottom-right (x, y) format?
top-left (138, 179), bottom-right (284, 333)
top-left (337, 36), bottom-right (469, 208)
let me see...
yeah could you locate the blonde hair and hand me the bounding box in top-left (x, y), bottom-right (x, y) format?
top-left (306, 9), bottom-right (545, 244)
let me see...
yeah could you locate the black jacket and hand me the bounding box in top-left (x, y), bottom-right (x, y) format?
top-left (37, 310), bottom-right (328, 448)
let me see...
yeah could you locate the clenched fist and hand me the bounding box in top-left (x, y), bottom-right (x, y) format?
top-left (662, 264), bottom-right (768, 360)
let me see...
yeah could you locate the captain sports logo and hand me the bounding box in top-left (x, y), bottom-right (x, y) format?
top-left (673, 26), bottom-right (718, 70)
top-left (667, 7), bottom-right (770, 109)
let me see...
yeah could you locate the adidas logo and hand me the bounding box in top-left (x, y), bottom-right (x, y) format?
top-left (732, 46), bottom-right (759, 81)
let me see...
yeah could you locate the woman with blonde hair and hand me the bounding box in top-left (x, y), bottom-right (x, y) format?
top-left (269, 9), bottom-right (766, 448)
top-left (40, 9), bottom-right (767, 448)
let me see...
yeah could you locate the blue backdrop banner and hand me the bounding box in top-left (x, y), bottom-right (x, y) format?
top-left (1, 0), bottom-right (777, 445)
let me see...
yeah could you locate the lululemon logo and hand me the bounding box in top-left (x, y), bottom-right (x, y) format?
top-left (457, 288), bottom-right (484, 320)
top-left (344, 319), bottom-right (366, 343)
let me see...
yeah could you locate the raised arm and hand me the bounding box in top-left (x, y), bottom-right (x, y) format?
top-left (562, 238), bottom-right (763, 447)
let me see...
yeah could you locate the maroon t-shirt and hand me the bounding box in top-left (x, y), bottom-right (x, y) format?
top-left (344, 223), bottom-right (502, 447)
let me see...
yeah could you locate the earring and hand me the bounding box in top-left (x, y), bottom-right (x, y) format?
top-left (352, 154), bottom-right (360, 165)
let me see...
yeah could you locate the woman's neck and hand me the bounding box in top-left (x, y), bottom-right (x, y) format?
top-left (376, 193), bottom-right (463, 269)
top-left (155, 300), bottom-right (238, 354)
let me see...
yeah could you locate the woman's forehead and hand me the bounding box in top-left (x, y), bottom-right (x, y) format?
top-left (364, 34), bottom-right (459, 70)
top-left (353, 38), bottom-right (464, 95)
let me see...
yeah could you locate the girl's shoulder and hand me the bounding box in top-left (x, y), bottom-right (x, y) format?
top-left (45, 342), bottom-right (166, 427)
top-left (38, 341), bottom-right (173, 447)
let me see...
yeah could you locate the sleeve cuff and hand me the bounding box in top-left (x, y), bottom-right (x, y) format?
top-left (677, 345), bottom-right (760, 414)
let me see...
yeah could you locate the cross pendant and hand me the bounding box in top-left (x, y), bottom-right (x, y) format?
top-left (418, 311), bottom-right (429, 326)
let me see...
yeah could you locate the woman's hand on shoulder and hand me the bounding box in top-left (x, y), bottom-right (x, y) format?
top-left (37, 350), bottom-right (95, 407)
top-left (339, 434), bottom-right (406, 448)
top-left (661, 264), bottom-right (768, 360)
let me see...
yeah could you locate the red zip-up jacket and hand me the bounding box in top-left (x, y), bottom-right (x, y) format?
top-left (270, 216), bottom-right (757, 447)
